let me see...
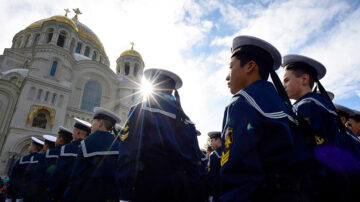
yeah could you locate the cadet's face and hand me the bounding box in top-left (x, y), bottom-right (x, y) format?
top-left (210, 138), bottom-right (222, 150)
top-left (27, 142), bottom-right (35, 153)
top-left (226, 57), bottom-right (247, 94)
top-left (348, 118), bottom-right (360, 136)
top-left (283, 70), bottom-right (303, 100)
top-left (55, 136), bottom-right (64, 147)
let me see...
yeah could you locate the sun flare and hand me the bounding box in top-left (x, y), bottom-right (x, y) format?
top-left (141, 78), bottom-right (153, 98)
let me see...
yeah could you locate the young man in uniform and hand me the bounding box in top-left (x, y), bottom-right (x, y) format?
top-left (282, 54), bottom-right (360, 201)
top-left (47, 118), bottom-right (91, 201)
top-left (348, 110), bottom-right (360, 137)
top-left (116, 68), bottom-right (202, 202)
top-left (207, 131), bottom-right (222, 202)
top-left (24, 134), bottom-right (56, 201)
top-left (63, 107), bottom-right (120, 202)
top-left (31, 127), bottom-right (73, 201)
top-left (6, 137), bottom-right (43, 202)
top-left (220, 36), bottom-right (304, 201)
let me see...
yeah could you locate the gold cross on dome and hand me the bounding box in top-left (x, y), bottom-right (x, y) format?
top-left (131, 42), bottom-right (135, 50)
top-left (64, 8), bottom-right (70, 17)
top-left (72, 8), bottom-right (82, 21)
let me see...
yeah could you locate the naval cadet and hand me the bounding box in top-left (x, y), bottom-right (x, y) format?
top-left (334, 104), bottom-right (353, 126)
top-left (63, 107), bottom-right (120, 202)
top-left (47, 118), bottom-right (91, 201)
top-left (32, 127), bottom-right (73, 201)
top-left (348, 110), bottom-right (360, 137)
top-left (116, 68), bottom-right (202, 202)
top-left (207, 131), bottom-right (222, 202)
top-left (220, 36), bottom-right (307, 201)
top-left (24, 134), bottom-right (56, 201)
top-left (283, 54), bottom-right (360, 201)
top-left (6, 137), bottom-right (43, 202)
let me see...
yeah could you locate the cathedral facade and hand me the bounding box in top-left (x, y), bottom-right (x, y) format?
top-left (0, 12), bottom-right (144, 175)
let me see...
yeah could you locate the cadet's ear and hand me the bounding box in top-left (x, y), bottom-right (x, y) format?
top-left (301, 73), bottom-right (310, 86)
top-left (246, 60), bottom-right (257, 73)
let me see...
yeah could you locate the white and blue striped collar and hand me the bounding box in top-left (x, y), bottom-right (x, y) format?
top-left (81, 140), bottom-right (119, 158)
top-left (60, 145), bottom-right (78, 157)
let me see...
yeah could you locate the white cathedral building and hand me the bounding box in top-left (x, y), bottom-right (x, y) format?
top-left (0, 10), bottom-right (145, 175)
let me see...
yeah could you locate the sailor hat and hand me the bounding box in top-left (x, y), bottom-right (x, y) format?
top-left (31, 136), bottom-right (44, 146)
top-left (283, 54), bottom-right (326, 80)
top-left (144, 68), bottom-right (183, 89)
top-left (196, 130), bottom-right (201, 136)
top-left (231, 35), bottom-right (282, 70)
top-left (74, 118), bottom-right (91, 133)
top-left (208, 131), bottom-right (221, 139)
top-left (43, 134), bottom-right (57, 143)
top-left (58, 126), bottom-right (73, 137)
top-left (93, 107), bottom-right (121, 125)
top-left (335, 104), bottom-right (353, 117)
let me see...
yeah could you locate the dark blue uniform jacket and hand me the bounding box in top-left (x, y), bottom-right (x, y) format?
top-left (219, 80), bottom-right (297, 201)
top-left (116, 94), bottom-right (202, 202)
top-left (294, 92), bottom-right (360, 201)
top-left (208, 148), bottom-right (222, 199)
top-left (47, 139), bottom-right (82, 200)
top-left (7, 152), bottom-right (37, 199)
top-left (63, 131), bottom-right (119, 202)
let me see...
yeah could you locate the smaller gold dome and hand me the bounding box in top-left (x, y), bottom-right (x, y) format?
top-left (120, 43), bottom-right (143, 61)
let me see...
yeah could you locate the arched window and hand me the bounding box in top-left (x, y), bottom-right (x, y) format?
top-left (57, 31), bottom-right (67, 47)
top-left (75, 42), bottom-right (82, 53)
top-left (32, 34), bottom-right (40, 46)
top-left (81, 81), bottom-right (102, 112)
top-left (50, 61), bottom-right (58, 76)
top-left (51, 93), bottom-right (57, 104)
top-left (46, 28), bottom-right (54, 43)
top-left (134, 63), bottom-right (139, 76)
top-left (99, 56), bottom-right (102, 63)
top-left (44, 91), bottom-right (49, 101)
top-left (92, 51), bottom-right (97, 61)
top-left (32, 112), bottom-right (47, 129)
top-left (84, 46), bottom-right (90, 57)
top-left (24, 34), bottom-right (31, 47)
top-left (125, 62), bottom-right (130, 75)
top-left (10, 76), bottom-right (18, 84)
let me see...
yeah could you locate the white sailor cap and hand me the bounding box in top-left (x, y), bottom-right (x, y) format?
top-left (58, 126), bottom-right (73, 137)
top-left (144, 68), bottom-right (183, 89)
top-left (283, 54), bottom-right (326, 80)
top-left (196, 130), bottom-right (201, 136)
top-left (31, 136), bottom-right (44, 146)
top-left (43, 134), bottom-right (57, 143)
top-left (208, 131), bottom-right (221, 138)
top-left (231, 35), bottom-right (282, 70)
top-left (317, 90), bottom-right (334, 100)
top-left (93, 107), bottom-right (121, 125)
top-left (74, 118), bottom-right (91, 133)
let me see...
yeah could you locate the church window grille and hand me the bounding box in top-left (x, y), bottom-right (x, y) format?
top-left (81, 81), bottom-right (102, 112)
top-left (57, 31), bottom-right (67, 47)
top-left (50, 61), bottom-right (58, 76)
top-left (125, 62), bottom-right (130, 75)
top-left (75, 42), bottom-right (82, 53)
top-left (32, 112), bottom-right (47, 129)
top-left (84, 46), bottom-right (90, 57)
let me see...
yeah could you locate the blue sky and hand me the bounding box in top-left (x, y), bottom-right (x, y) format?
top-left (0, 0), bottom-right (360, 147)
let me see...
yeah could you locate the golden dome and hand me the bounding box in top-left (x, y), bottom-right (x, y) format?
top-left (25, 15), bottom-right (105, 53)
top-left (120, 43), bottom-right (143, 61)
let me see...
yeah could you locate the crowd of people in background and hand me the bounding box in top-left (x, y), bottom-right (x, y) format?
top-left (2, 35), bottom-right (360, 202)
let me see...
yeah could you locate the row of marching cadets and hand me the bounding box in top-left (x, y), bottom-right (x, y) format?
top-left (5, 35), bottom-right (360, 202)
